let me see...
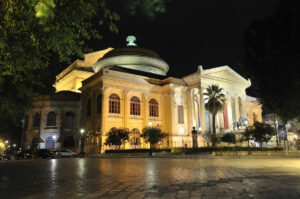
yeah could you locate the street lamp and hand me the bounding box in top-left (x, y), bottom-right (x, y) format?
top-left (275, 118), bottom-right (280, 147)
top-left (13, 144), bottom-right (16, 147)
top-left (5, 140), bottom-right (8, 144)
top-left (80, 129), bottom-right (85, 155)
top-left (80, 129), bottom-right (85, 134)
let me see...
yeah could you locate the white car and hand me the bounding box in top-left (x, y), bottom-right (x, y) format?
top-left (56, 149), bottom-right (77, 158)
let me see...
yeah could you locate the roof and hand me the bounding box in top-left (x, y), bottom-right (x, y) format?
top-left (101, 46), bottom-right (162, 61)
top-left (35, 91), bottom-right (81, 101)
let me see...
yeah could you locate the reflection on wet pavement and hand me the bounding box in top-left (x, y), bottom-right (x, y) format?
top-left (1, 157), bottom-right (300, 198)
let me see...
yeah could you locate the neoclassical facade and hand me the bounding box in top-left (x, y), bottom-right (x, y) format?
top-left (24, 92), bottom-right (81, 150)
top-left (24, 37), bottom-right (262, 152)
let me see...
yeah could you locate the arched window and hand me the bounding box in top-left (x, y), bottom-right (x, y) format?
top-left (87, 99), bottom-right (91, 117)
top-left (65, 111), bottom-right (75, 128)
top-left (130, 128), bottom-right (141, 146)
top-left (46, 111), bottom-right (56, 126)
top-left (33, 112), bottom-right (40, 128)
top-left (149, 99), bottom-right (159, 117)
top-left (97, 94), bottom-right (102, 114)
top-left (109, 94), bottom-right (120, 114)
top-left (130, 96), bottom-right (140, 115)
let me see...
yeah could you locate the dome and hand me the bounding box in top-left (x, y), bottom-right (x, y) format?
top-left (93, 36), bottom-right (169, 76)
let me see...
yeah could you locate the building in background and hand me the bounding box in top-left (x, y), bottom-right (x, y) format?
top-left (24, 37), bottom-right (263, 153)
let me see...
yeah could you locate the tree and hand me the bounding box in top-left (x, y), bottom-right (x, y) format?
top-left (0, 0), bottom-right (169, 138)
top-left (104, 128), bottom-right (130, 149)
top-left (141, 126), bottom-right (167, 150)
top-left (0, 0), bottom-right (119, 136)
top-left (204, 85), bottom-right (225, 147)
top-left (221, 133), bottom-right (236, 146)
top-left (243, 0), bottom-right (300, 122)
top-left (124, 0), bottom-right (168, 20)
top-left (241, 128), bottom-right (253, 149)
top-left (249, 122), bottom-right (275, 149)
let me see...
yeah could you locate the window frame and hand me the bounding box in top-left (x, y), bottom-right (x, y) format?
top-left (109, 94), bottom-right (120, 114)
top-left (149, 99), bottom-right (159, 117)
top-left (64, 111), bottom-right (75, 128)
top-left (130, 96), bottom-right (141, 116)
top-left (46, 111), bottom-right (56, 126)
top-left (177, 105), bottom-right (184, 124)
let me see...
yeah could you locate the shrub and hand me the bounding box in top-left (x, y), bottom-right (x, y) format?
top-left (221, 133), bottom-right (236, 145)
top-left (105, 128), bottom-right (130, 149)
top-left (141, 126), bottom-right (168, 149)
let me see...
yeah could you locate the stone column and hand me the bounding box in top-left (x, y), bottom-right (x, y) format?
top-left (123, 89), bottom-right (129, 128)
top-left (101, 87), bottom-right (107, 134)
top-left (186, 89), bottom-right (193, 133)
top-left (235, 97), bottom-right (240, 121)
top-left (241, 96), bottom-right (247, 117)
top-left (191, 89), bottom-right (196, 127)
top-left (199, 87), bottom-right (206, 132)
top-left (226, 96), bottom-right (233, 130)
top-left (142, 93), bottom-right (147, 127)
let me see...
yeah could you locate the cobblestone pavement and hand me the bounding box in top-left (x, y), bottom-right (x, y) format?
top-left (1, 157), bottom-right (300, 199)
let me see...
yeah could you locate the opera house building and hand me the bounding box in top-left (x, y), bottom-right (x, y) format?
top-left (24, 37), bottom-right (262, 153)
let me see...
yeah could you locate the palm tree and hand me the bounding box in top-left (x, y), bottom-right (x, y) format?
top-left (204, 85), bottom-right (225, 147)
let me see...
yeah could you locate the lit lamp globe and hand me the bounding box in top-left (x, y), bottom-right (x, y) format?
top-left (5, 140), bottom-right (8, 144)
top-left (179, 127), bottom-right (184, 134)
top-left (80, 129), bottom-right (85, 134)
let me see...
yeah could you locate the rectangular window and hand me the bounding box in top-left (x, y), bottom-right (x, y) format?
top-left (177, 105), bottom-right (184, 124)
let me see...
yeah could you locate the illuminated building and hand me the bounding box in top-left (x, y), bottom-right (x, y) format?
top-left (24, 37), bottom-right (262, 152)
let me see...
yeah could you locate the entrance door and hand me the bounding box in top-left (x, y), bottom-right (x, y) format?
top-left (45, 136), bottom-right (55, 149)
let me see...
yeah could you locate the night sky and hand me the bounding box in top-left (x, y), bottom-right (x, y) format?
top-left (94, 0), bottom-right (279, 79)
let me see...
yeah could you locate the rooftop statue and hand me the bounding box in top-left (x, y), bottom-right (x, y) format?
top-left (126, 35), bottom-right (137, 46)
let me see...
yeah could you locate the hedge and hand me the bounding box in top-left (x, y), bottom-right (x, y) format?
top-left (172, 146), bottom-right (284, 153)
top-left (105, 148), bottom-right (171, 154)
top-left (105, 147), bottom-right (283, 154)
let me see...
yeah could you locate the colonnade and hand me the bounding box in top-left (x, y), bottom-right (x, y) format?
top-left (187, 88), bottom-right (247, 133)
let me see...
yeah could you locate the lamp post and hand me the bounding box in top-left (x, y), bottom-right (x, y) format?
top-left (275, 118), bottom-right (280, 147)
top-left (80, 129), bottom-right (85, 155)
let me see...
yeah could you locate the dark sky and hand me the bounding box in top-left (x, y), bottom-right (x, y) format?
top-left (95, 0), bottom-right (279, 79)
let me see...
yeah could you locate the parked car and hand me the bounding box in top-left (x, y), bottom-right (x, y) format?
top-left (15, 150), bottom-right (32, 159)
top-left (37, 149), bottom-right (54, 158)
top-left (55, 149), bottom-right (77, 158)
top-left (0, 153), bottom-right (13, 160)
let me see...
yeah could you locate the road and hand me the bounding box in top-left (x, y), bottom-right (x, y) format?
top-left (1, 157), bottom-right (300, 198)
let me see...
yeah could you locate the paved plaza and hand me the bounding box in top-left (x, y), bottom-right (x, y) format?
top-left (1, 157), bottom-right (300, 198)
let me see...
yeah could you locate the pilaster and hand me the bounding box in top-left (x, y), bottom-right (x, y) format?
top-left (199, 87), bottom-right (206, 132)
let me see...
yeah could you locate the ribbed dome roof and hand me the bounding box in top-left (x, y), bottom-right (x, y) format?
top-left (102, 47), bottom-right (162, 60)
top-left (93, 42), bottom-right (169, 76)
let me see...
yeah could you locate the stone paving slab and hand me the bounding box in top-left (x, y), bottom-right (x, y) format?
top-left (0, 157), bottom-right (300, 198)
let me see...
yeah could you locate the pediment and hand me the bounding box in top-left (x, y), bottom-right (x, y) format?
top-left (202, 66), bottom-right (250, 86)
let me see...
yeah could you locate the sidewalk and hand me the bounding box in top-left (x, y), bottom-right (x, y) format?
top-left (86, 150), bottom-right (300, 158)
